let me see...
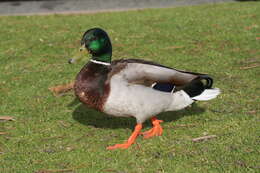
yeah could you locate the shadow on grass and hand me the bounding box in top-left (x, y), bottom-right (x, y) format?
top-left (70, 98), bottom-right (205, 130)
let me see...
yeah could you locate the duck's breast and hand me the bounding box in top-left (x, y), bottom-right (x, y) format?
top-left (74, 63), bottom-right (110, 111)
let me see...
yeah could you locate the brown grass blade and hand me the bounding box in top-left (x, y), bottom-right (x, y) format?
top-left (192, 135), bottom-right (217, 142)
top-left (0, 132), bottom-right (8, 135)
top-left (48, 81), bottom-right (75, 96)
top-left (0, 116), bottom-right (15, 121)
top-left (240, 64), bottom-right (260, 70)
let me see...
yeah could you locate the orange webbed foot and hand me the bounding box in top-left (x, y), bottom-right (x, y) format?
top-left (107, 124), bottom-right (142, 150)
top-left (141, 117), bottom-right (163, 139)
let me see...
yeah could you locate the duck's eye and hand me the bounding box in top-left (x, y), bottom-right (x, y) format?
top-left (90, 37), bottom-right (97, 41)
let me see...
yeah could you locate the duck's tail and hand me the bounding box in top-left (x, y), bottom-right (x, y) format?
top-left (182, 75), bottom-right (220, 101)
top-left (165, 87), bottom-right (220, 112)
top-left (154, 75), bottom-right (220, 112)
top-left (191, 88), bottom-right (220, 101)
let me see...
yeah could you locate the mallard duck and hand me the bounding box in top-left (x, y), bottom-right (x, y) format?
top-left (69, 28), bottom-right (220, 150)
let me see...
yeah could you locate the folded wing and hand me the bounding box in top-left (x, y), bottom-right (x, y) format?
top-left (111, 59), bottom-right (213, 95)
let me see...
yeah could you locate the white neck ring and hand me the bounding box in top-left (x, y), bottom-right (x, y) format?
top-left (90, 59), bottom-right (111, 66)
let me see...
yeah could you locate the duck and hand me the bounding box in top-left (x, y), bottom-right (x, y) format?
top-left (69, 28), bottom-right (220, 150)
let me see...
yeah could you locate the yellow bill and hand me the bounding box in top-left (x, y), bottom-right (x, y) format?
top-left (68, 44), bottom-right (89, 64)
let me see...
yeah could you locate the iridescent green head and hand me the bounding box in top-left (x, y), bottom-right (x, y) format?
top-left (81, 28), bottom-right (112, 63)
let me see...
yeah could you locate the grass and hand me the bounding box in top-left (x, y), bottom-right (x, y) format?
top-left (0, 1), bottom-right (259, 173)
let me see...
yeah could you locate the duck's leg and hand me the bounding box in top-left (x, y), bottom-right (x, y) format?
top-left (107, 124), bottom-right (142, 150)
top-left (141, 117), bottom-right (163, 139)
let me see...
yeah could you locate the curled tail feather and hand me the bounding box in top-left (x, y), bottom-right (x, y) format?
top-left (182, 75), bottom-right (220, 101)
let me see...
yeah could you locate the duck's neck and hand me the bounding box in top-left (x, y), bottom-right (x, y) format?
top-left (91, 46), bottom-right (112, 64)
top-left (90, 59), bottom-right (111, 66)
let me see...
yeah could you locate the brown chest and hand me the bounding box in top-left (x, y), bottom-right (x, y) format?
top-left (74, 62), bottom-right (110, 111)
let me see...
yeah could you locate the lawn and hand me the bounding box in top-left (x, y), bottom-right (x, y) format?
top-left (0, 1), bottom-right (259, 173)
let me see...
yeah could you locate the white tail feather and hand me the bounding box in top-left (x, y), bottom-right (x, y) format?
top-left (191, 88), bottom-right (221, 101)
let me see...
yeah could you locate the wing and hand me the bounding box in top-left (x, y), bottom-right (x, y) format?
top-left (110, 59), bottom-right (213, 90)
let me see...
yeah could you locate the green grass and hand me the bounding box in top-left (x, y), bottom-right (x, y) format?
top-left (0, 2), bottom-right (259, 173)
